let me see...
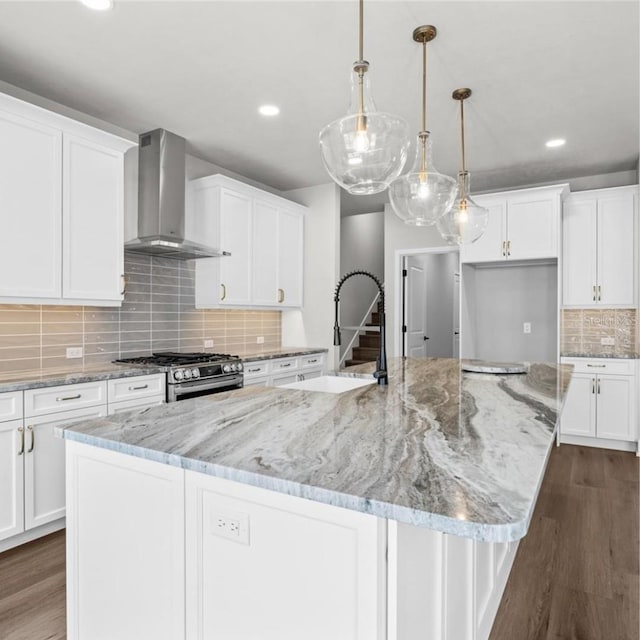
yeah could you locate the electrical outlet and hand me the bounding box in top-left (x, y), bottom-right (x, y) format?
top-left (210, 509), bottom-right (250, 544)
top-left (600, 337), bottom-right (615, 346)
top-left (66, 347), bottom-right (83, 359)
top-left (256, 336), bottom-right (264, 344)
top-left (204, 339), bottom-right (214, 348)
top-left (523, 322), bottom-right (531, 334)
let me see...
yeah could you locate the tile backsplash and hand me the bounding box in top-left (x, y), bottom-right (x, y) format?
top-left (0, 255), bottom-right (281, 374)
top-left (561, 308), bottom-right (637, 357)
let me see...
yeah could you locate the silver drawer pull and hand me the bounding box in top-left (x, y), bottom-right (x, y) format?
top-left (280, 363), bottom-right (292, 368)
top-left (56, 394), bottom-right (81, 401)
top-left (248, 368), bottom-right (262, 373)
top-left (27, 426), bottom-right (34, 453)
top-left (586, 364), bottom-right (606, 368)
top-left (307, 359), bottom-right (318, 364)
top-left (129, 384), bottom-right (149, 391)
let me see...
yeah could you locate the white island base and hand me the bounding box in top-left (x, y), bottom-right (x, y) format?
top-left (65, 441), bottom-right (519, 640)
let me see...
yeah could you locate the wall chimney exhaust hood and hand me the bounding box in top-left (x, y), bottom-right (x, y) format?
top-left (124, 129), bottom-right (229, 260)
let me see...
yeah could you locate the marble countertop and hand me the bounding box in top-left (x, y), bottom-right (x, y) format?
top-left (0, 363), bottom-right (166, 392)
top-left (58, 357), bottom-right (572, 542)
top-left (560, 352), bottom-right (639, 360)
top-left (239, 347), bottom-right (328, 361)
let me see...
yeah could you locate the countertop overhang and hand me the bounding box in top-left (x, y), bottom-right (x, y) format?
top-left (58, 357), bottom-right (573, 542)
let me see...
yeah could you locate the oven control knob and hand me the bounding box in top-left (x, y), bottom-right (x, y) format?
top-left (191, 368), bottom-right (200, 379)
top-left (236, 362), bottom-right (243, 372)
top-left (183, 368), bottom-right (192, 379)
top-left (223, 364), bottom-right (232, 373)
top-left (174, 369), bottom-right (184, 381)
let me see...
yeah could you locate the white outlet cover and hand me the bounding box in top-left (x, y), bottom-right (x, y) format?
top-left (523, 323), bottom-right (532, 334)
top-left (66, 347), bottom-right (83, 359)
top-left (256, 336), bottom-right (265, 344)
top-left (204, 339), bottom-right (214, 348)
top-left (209, 508), bottom-right (250, 545)
top-left (600, 337), bottom-right (615, 346)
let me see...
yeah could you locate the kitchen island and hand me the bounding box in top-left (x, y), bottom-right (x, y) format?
top-left (59, 357), bottom-right (572, 640)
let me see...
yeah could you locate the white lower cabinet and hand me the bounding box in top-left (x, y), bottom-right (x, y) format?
top-left (243, 353), bottom-right (326, 388)
top-left (0, 418), bottom-right (25, 541)
top-left (560, 357), bottom-right (638, 450)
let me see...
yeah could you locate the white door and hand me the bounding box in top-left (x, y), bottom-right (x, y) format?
top-left (218, 188), bottom-right (252, 306)
top-left (460, 199), bottom-right (505, 263)
top-left (596, 375), bottom-right (635, 441)
top-left (277, 208), bottom-right (304, 307)
top-left (453, 272), bottom-right (460, 358)
top-left (560, 374), bottom-right (596, 437)
top-left (597, 192), bottom-right (636, 306)
top-left (562, 197), bottom-right (598, 305)
top-left (0, 110), bottom-right (62, 299)
top-left (405, 256), bottom-right (427, 357)
top-left (506, 193), bottom-right (558, 260)
top-left (63, 134), bottom-right (124, 302)
top-left (24, 406), bottom-right (106, 530)
top-left (251, 200), bottom-right (279, 305)
top-left (0, 420), bottom-right (25, 541)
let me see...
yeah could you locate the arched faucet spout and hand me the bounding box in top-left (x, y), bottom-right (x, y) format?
top-left (334, 270), bottom-right (388, 386)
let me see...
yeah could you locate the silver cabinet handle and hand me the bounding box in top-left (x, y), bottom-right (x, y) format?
top-left (17, 426), bottom-right (24, 455)
top-left (597, 379), bottom-right (601, 394)
top-left (591, 378), bottom-right (596, 394)
top-left (280, 363), bottom-right (292, 368)
top-left (278, 288), bottom-right (285, 304)
top-left (248, 367), bottom-right (262, 373)
top-left (27, 426), bottom-right (34, 453)
top-left (506, 240), bottom-right (511, 257)
top-left (128, 384), bottom-right (149, 391)
top-left (56, 394), bottom-right (81, 401)
top-left (220, 283), bottom-right (227, 301)
top-left (593, 285), bottom-right (597, 302)
top-left (307, 358), bottom-right (318, 364)
top-left (502, 240), bottom-right (506, 257)
top-left (586, 364), bottom-right (606, 368)
top-left (120, 274), bottom-right (127, 295)
top-left (597, 285), bottom-right (601, 302)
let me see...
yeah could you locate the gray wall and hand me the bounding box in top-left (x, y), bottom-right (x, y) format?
top-left (462, 263), bottom-right (558, 362)
top-left (339, 212), bottom-right (384, 359)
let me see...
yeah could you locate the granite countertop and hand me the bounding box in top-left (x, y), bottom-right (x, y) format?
top-left (239, 347), bottom-right (328, 361)
top-left (560, 352), bottom-right (639, 360)
top-left (0, 363), bottom-right (166, 393)
top-left (58, 357), bottom-right (572, 543)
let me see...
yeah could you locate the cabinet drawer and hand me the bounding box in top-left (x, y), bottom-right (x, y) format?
top-left (108, 374), bottom-right (165, 403)
top-left (243, 361), bottom-right (269, 378)
top-left (25, 381), bottom-right (107, 417)
top-left (0, 391), bottom-right (23, 423)
top-left (300, 354), bottom-right (325, 370)
top-left (268, 358), bottom-right (299, 374)
top-left (107, 396), bottom-right (165, 416)
top-left (561, 358), bottom-right (635, 376)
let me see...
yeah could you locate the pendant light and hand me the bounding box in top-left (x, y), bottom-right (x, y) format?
top-left (436, 88), bottom-right (489, 245)
top-left (319, 0), bottom-right (410, 195)
top-left (389, 26), bottom-right (457, 226)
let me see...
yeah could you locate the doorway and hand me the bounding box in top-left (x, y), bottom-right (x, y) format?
top-left (400, 248), bottom-right (460, 358)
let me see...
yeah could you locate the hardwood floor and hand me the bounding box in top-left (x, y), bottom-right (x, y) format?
top-left (0, 445), bottom-right (637, 640)
top-left (491, 445), bottom-right (639, 640)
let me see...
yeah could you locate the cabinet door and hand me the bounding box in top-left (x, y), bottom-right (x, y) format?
top-left (0, 420), bottom-right (25, 542)
top-left (507, 193), bottom-right (559, 260)
top-left (218, 189), bottom-right (252, 306)
top-left (63, 134), bottom-right (124, 303)
top-left (277, 209), bottom-right (304, 307)
top-left (596, 375), bottom-right (635, 441)
top-left (597, 192), bottom-right (636, 306)
top-left (560, 373), bottom-right (596, 437)
top-left (24, 405), bottom-right (106, 530)
top-left (0, 110), bottom-right (62, 299)
top-left (251, 200), bottom-right (279, 306)
top-left (562, 197), bottom-right (598, 305)
top-left (460, 200), bottom-right (505, 263)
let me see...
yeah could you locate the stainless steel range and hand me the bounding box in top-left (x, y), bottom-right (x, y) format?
top-left (114, 352), bottom-right (243, 402)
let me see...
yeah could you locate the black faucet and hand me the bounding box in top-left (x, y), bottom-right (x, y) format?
top-left (333, 270), bottom-right (388, 385)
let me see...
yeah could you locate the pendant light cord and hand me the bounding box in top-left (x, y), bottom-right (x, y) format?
top-left (419, 38), bottom-right (428, 175)
top-left (460, 97), bottom-right (466, 174)
top-left (356, 0), bottom-right (366, 121)
top-left (358, 0), bottom-right (364, 62)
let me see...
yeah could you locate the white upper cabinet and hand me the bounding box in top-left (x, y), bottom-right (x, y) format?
top-left (192, 174), bottom-right (305, 309)
top-left (460, 184), bottom-right (568, 264)
top-left (562, 185), bottom-right (637, 307)
top-left (0, 92), bottom-right (134, 306)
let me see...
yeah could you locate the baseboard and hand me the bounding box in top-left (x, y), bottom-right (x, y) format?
top-left (559, 434), bottom-right (638, 454)
top-left (0, 518), bottom-right (66, 553)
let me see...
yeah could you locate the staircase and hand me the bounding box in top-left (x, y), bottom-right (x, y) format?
top-left (344, 304), bottom-right (382, 367)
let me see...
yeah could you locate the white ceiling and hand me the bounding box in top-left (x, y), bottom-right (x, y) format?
top-left (0, 0), bottom-right (638, 213)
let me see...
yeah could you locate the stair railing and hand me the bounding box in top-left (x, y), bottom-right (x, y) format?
top-left (338, 291), bottom-right (381, 369)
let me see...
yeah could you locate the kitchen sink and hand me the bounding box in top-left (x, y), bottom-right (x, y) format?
top-left (280, 375), bottom-right (376, 394)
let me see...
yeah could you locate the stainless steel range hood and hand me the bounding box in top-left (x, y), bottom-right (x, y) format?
top-left (125, 129), bottom-right (228, 260)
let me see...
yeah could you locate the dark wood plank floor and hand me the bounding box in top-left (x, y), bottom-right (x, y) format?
top-left (0, 445), bottom-right (637, 640)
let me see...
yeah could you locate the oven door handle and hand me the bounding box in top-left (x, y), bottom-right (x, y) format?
top-left (171, 375), bottom-right (243, 397)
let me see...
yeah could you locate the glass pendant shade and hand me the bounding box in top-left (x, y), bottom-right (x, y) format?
top-left (319, 69), bottom-right (409, 195)
top-left (389, 132), bottom-right (457, 226)
top-left (436, 171), bottom-right (489, 244)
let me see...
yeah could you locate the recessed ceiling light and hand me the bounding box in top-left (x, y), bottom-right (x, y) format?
top-left (79, 0), bottom-right (113, 9)
top-left (545, 138), bottom-right (566, 148)
top-left (258, 105), bottom-right (280, 117)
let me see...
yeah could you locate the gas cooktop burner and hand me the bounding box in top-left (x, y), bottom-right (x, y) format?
top-left (114, 352), bottom-right (240, 367)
